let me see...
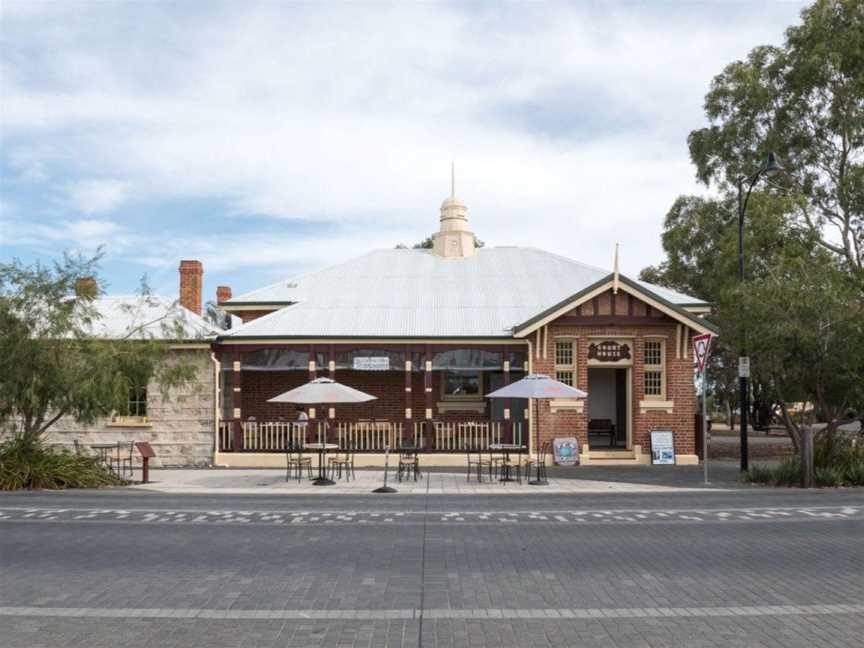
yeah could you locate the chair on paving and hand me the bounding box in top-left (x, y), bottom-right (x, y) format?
top-left (397, 444), bottom-right (421, 482)
top-left (466, 447), bottom-right (493, 483)
top-left (521, 442), bottom-right (550, 482)
top-left (330, 444), bottom-right (356, 481)
top-left (285, 444), bottom-right (313, 482)
top-left (116, 441), bottom-right (135, 480)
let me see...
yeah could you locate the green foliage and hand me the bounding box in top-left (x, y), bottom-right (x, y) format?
top-left (0, 253), bottom-right (198, 442)
top-left (688, 0), bottom-right (864, 274)
top-left (744, 435), bottom-right (864, 486)
top-left (0, 436), bottom-right (123, 490)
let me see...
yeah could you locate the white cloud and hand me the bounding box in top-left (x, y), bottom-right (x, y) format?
top-left (64, 179), bottom-right (130, 214)
top-left (0, 1), bottom-right (808, 281)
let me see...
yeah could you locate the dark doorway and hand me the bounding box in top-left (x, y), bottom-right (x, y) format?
top-left (587, 367), bottom-right (629, 449)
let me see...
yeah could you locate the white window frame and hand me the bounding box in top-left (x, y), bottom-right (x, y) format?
top-left (643, 338), bottom-right (666, 400)
top-left (554, 338), bottom-right (577, 387)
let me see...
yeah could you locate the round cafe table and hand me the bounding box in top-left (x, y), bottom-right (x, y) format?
top-left (303, 443), bottom-right (339, 486)
top-left (489, 443), bottom-right (527, 482)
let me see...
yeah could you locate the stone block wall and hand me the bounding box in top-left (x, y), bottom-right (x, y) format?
top-left (44, 349), bottom-right (216, 467)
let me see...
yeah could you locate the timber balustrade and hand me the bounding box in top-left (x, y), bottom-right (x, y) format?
top-left (218, 419), bottom-right (524, 453)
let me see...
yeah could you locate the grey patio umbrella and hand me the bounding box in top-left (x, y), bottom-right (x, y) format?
top-left (486, 374), bottom-right (587, 485)
top-left (268, 377), bottom-right (377, 485)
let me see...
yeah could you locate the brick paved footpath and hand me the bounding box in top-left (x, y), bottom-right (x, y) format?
top-left (1, 488), bottom-right (862, 647)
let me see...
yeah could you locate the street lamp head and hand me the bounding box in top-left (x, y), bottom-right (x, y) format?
top-left (763, 151), bottom-right (783, 177)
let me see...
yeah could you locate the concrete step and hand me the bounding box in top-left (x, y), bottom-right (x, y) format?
top-left (588, 450), bottom-right (637, 461)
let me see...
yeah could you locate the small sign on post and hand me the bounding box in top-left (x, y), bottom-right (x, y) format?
top-left (693, 333), bottom-right (714, 484)
top-left (738, 356), bottom-right (750, 378)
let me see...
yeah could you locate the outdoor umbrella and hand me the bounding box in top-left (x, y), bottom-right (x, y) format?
top-left (486, 373), bottom-right (587, 485)
top-left (267, 377), bottom-right (377, 485)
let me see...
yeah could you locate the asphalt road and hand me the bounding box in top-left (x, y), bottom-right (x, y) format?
top-left (1, 485), bottom-right (862, 648)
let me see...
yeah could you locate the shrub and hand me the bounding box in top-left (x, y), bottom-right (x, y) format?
top-left (0, 435), bottom-right (124, 490)
top-left (744, 435), bottom-right (864, 488)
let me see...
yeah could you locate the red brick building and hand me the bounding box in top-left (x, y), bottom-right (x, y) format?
top-left (212, 186), bottom-right (716, 466)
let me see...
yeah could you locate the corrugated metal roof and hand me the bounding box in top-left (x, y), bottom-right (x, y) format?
top-left (87, 296), bottom-right (222, 340)
top-left (222, 247), bottom-right (707, 339)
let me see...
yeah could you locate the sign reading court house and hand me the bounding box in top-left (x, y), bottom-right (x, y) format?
top-left (213, 177), bottom-right (718, 466)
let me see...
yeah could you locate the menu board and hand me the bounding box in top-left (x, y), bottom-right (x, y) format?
top-left (553, 438), bottom-right (579, 466)
top-left (650, 430), bottom-right (675, 465)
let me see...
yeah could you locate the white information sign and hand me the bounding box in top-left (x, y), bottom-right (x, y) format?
top-left (353, 356), bottom-right (390, 371)
top-left (650, 430), bottom-right (676, 465)
top-left (738, 356), bottom-right (750, 378)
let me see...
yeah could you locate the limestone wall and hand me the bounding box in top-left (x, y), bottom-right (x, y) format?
top-left (43, 349), bottom-right (217, 467)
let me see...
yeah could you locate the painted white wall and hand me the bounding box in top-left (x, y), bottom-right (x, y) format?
top-left (588, 368), bottom-right (617, 426)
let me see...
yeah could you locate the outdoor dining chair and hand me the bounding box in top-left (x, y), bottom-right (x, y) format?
top-left (522, 441), bottom-right (551, 482)
top-left (329, 444), bottom-right (356, 481)
top-left (397, 444), bottom-right (421, 482)
top-left (285, 444), bottom-right (313, 482)
top-left (116, 442), bottom-right (135, 480)
top-left (465, 447), bottom-right (493, 482)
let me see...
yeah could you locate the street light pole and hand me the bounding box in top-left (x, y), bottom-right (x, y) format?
top-left (735, 152), bottom-right (782, 473)
top-left (737, 177), bottom-right (749, 473)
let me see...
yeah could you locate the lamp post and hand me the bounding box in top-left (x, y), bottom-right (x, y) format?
top-left (736, 152), bottom-right (782, 472)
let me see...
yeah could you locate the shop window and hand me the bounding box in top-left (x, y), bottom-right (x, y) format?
top-left (554, 339), bottom-right (576, 386)
top-left (442, 370), bottom-right (482, 400)
top-left (643, 339), bottom-right (666, 398)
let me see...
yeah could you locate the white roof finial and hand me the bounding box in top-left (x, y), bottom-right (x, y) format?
top-left (613, 242), bottom-right (620, 295)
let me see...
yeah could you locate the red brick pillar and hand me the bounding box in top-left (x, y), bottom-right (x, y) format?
top-left (502, 345), bottom-right (512, 444)
top-left (231, 348), bottom-right (243, 451)
top-left (424, 345), bottom-right (433, 450)
top-left (404, 345), bottom-right (412, 447)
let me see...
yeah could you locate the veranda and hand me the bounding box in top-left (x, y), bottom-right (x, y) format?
top-left (215, 342), bottom-right (533, 456)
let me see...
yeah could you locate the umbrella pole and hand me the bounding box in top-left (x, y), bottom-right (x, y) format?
top-left (529, 397), bottom-right (548, 486)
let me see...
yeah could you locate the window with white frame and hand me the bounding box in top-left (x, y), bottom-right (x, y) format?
top-left (643, 339), bottom-right (665, 398)
top-left (554, 339), bottom-right (577, 386)
top-left (125, 386), bottom-right (148, 417)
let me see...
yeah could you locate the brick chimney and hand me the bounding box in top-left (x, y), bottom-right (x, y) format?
top-left (178, 260), bottom-right (203, 316)
top-left (216, 285), bottom-right (232, 304)
top-left (75, 277), bottom-right (98, 299)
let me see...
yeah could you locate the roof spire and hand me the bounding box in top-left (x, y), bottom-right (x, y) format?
top-left (613, 242), bottom-right (620, 295)
top-left (450, 161), bottom-right (455, 199)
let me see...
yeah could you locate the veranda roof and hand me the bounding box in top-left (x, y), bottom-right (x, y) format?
top-left (220, 247), bottom-right (709, 339)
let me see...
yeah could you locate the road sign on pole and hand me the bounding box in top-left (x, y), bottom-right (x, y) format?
top-left (693, 333), bottom-right (713, 374)
top-left (692, 333), bottom-right (713, 484)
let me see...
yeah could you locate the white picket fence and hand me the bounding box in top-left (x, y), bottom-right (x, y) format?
top-left (219, 420), bottom-right (525, 452)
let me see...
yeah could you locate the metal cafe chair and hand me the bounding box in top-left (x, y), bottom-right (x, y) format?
top-left (285, 444), bottom-right (313, 482)
top-left (465, 446), bottom-right (493, 483)
top-left (397, 443), bottom-right (421, 482)
top-left (116, 442), bottom-right (135, 480)
top-left (330, 443), bottom-right (356, 481)
top-left (523, 441), bottom-right (550, 482)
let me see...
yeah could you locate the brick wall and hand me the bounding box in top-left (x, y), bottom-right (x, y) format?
top-left (531, 321), bottom-right (697, 456)
top-left (239, 368), bottom-right (492, 422)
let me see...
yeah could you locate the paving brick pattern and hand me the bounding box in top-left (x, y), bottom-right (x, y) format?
top-left (1, 493), bottom-right (863, 647)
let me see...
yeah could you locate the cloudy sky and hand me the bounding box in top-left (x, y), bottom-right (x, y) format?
top-left (1, 0), bottom-right (807, 300)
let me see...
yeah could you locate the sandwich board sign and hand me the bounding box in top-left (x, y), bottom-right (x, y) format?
top-left (693, 333), bottom-right (713, 374)
top-left (650, 430), bottom-right (675, 465)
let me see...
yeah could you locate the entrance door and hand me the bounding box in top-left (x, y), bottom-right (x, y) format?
top-left (587, 367), bottom-right (630, 449)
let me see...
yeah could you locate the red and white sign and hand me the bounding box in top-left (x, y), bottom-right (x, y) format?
top-left (693, 333), bottom-right (713, 374)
